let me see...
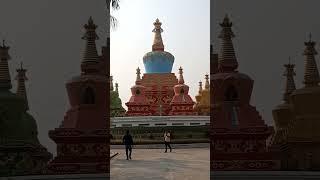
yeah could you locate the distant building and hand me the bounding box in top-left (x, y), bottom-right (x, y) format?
top-left (194, 74), bottom-right (210, 116)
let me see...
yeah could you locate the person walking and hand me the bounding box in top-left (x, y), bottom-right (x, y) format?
top-left (122, 130), bottom-right (133, 160)
top-left (164, 130), bottom-right (172, 153)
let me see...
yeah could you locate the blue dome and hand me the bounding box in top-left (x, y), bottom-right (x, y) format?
top-left (143, 51), bottom-right (174, 73)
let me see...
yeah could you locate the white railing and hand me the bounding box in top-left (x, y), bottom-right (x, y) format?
top-left (110, 116), bottom-right (210, 128)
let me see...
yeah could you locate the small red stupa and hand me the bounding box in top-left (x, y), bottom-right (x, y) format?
top-left (168, 67), bottom-right (197, 115)
top-left (125, 67), bottom-right (152, 116)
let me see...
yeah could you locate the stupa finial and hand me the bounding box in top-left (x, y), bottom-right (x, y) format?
top-left (283, 57), bottom-right (296, 103)
top-left (288, 56), bottom-right (291, 64)
top-left (204, 74), bottom-right (209, 89)
top-left (15, 61), bottom-right (29, 110)
top-left (220, 14), bottom-right (233, 28)
top-left (303, 33), bottom-right (320, 87)
top-left (199, 81), bottom-right (203, 93)
top-left (136, 67), bottom-right (141, 82)
top-left (178, 66), bottom-right (184, 84)
top-left (115, 82), bottom-right (119, 93)
top-left (0, 39), bottom-right (12, 90)
top-left (81, 16), bottom-right (100, 74)
top-left (0, 39), bottom-right (10, 60)
top-left (110, 75), bottom-right (114, 91)
top-left (152, 18), bottom-right (164, 51)
top-left (218, 14), bottom-right (238, 72)
top-left (308, 32), bottom-right (312, 42)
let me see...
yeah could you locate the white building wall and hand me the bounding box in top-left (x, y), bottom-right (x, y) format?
top-left (111, 116), bottom-right (210, 128)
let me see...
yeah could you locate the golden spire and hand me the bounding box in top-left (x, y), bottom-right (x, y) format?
top-left (204, 74), bottom-right (209, 90)
top-left (178, 66), bottom-right (185, 84)
top-left (283, 57), bottom-right (296, 103)
top-left (198, 81), bottom-right (203, 93)
top-left (152, 18), bottom-right (164, 51)
top-left (303, 33), bottom-right (320, 87)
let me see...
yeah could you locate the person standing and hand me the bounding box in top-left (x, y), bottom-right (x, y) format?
top-left (164, 130), bottom-right (172, 153)
top-left (123, 130), bottom-right (133, 160)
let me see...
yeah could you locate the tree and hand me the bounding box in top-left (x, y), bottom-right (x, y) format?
top-left (106, 0), bottom-right (120, 32)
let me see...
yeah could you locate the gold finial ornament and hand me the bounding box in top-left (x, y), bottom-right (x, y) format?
top-left (178, 66), bottom-right (184, 84)
top-left (152, 18), bottom-right (164, 51)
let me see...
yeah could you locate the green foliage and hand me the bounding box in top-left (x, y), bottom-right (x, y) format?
top-left (110, 91), bottom-right (126, 117)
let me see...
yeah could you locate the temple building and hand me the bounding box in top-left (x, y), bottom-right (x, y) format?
top-left (0, 41), bottom-right (51, 176)
top-left (210, 15), bottom-right (279, 170)
top-left (271, 35), bottom-right (320, 170)
top-left (193, 45), bottom-right (214, 117)
top-left (125, 18), bottom-right (197, 117)
top-left (47, 17), bottom-right (109, 174)
top-left (111, 19), bottom-right (210, 131)
top-left (110, 76), bottom-right (126, 117)
top-left (193, 74), bottom-right (210, 116)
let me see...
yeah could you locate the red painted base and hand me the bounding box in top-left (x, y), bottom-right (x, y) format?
top-left (47, 128), bottom-right (109, 174)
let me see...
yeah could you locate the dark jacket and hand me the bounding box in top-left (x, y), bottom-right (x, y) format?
top-left (123, 134), bottom-right (133, 145)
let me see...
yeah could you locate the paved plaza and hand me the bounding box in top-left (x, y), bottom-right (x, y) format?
top-left (110, 147), bottom-right (209, 180)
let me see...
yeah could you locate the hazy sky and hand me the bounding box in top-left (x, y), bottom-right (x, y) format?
top-left (0, 0), bottom-right (106, 155)
top-left (3, 0), bottom-right (317, 156)
top-left (0, 0), bottom-right (209, 155)
top-left (213, 0), bottom-right (320, 125)
top-left (111, 0), bottom-right (210, 109)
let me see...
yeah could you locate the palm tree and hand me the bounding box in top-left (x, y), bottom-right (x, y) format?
top-left (106, 0), bottom-right (120, 35)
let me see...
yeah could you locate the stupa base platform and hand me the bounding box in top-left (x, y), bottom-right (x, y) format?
top-left (212, 151), bottom-right (280, 171)
top-left (210, 171), bottom-right (320, 180)
top-left (3, 173), bottom-right (109, 180)
top-left (212, 159), bottom-right (280, 171)
top-left (47, 161), bottom-right (108, 174)
top-left (48, 128), bottom-right (110, 174)
top-left (0, 141), bottom-right (52, 176)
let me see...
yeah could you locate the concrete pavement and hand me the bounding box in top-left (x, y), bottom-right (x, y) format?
top-left (111, 143), bottom-right (209, 149)
top-left (110, 148), bottom-right (209, 180)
